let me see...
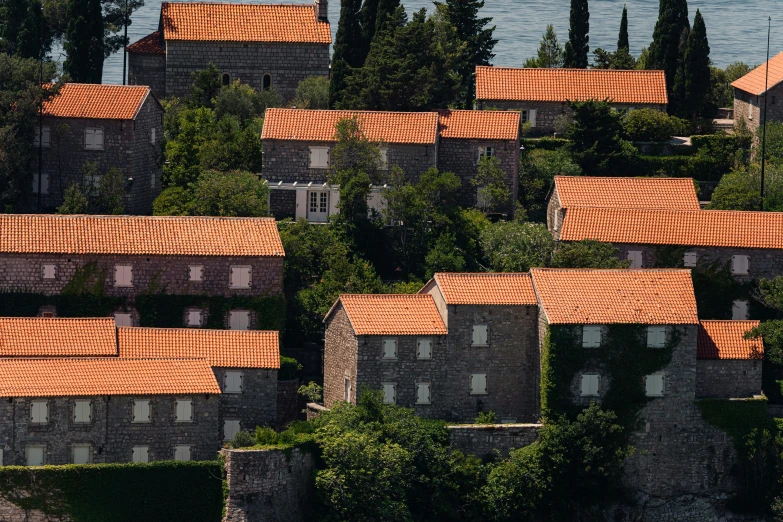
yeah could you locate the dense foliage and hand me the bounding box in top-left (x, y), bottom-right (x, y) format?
top-left (524, 25), bottom-right (563, 68)
top-left (154, 170), bottom-right (268, 217)
top-left (566, 100), bottom-right (637, 176)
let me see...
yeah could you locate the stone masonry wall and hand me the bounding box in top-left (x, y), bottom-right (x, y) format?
top-left (733, 83), bottom-right (783, 134)
top-left (222, 447), bottom-right (314, 522)
top-left (696, 359), bottom-right (762, 398)
top-left (0, 496), bottom-right (70, 522)
top-left (276, 379), bottom-right (301, 430)
top-left (447, 423), bottom-right (540, 458)
top-left (546, 184), bottom-right (563, 234)
top-left (129, 95), bottom-right (165, 214)
top-left (165, 41), bottom-right (330, 101)
top-left (323, 305), bottom-right (358, 408)
top-left (128, 53), bottom-right (166, 100)
top-left (215, 368), bottom-right (278, 441)
top-left (269, 190), bottom-right (297, 220)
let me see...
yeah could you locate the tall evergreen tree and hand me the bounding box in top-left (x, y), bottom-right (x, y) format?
top-left (63, 0), bottom-right (104, 83)
top-left (359, 0), bottom-right (380, 64)
top-left (617, 4), bottom-right (629, 51)
top-left (683, 9), bottom-right (712, 118)
top-left (563, 0), bottom-right (589, 68)
top-left (524, 25), bottom-right (564, 68)
top-left (374, 0), bottom-right (401, 35)
top-left (15, 0), bottom-right (51, 59)
top-left (0, 0), bottom-right (27, 54)
top-left (329, 0), bottom-right (364, 109)
top-left (648, 0), bottom-right (690, 112)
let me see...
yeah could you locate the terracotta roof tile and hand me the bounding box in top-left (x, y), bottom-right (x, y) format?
top-left (126, 31), bottom-right (165, 54)
top-left (430, 273), bottom-right (537, 305)
top-left (437, 110), bottom-right (520, 141)
top-left (261, 108), bottom-right (439, 144)
top-left (731, 52), bottom-right (783, 95)
top-left (118, 327), bottom-right (280, 368)
top-left (0, 358), bottom-right (221, 397)
top-left (697, 320), bottom-right (763, 360)
top-left (0, 318), bottom-right (117, 357)
top-left (476, 66), bottom-right (668, 105)
top-left (0, 214), bottom-right (284, 256)
top-left (331, 294), bottom-right (447, 336)
top-left (530, 268), bottom-right (698, 325)
top-left (161, 2), bottom-right (331, 43)
top-left (43, 83), bottom-right (151, 120)
top-left (555, 176), bottom-right (700, 210)
top-left (560, 208), bottom-right (783, 249)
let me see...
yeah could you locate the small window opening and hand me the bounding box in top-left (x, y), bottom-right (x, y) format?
top-left (222, 73), bottom-right (231, 86)
top-left (263, 74), bottom-right (271, 91)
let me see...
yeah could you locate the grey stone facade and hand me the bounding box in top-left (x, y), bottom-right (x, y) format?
top-left (323, 306), bottom-right (359, 408)
top-left (215, 367), bottom-right (278, 437)
top-left (733, 83), bottom-right (783, 134)
top-left (447, 423), bottom-right (541, 458)
top-left (128, 54), bottom-right (166, 100)
top-left (696, 359), bottom-right (762, 398)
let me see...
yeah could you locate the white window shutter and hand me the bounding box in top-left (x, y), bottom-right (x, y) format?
top-left (230, 267), bottom-right (240, 287)
top-left (529, 109), bottom-right (537, 127)
top-left (239, 373), bottom-right (244, 392)
top-left (95, 129), bottom-right (104, 148)
top-left (85, 129), bottom-right (94, 148)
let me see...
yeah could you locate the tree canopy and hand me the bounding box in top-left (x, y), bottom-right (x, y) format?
top-left (63, 0), bottom-right (104, 82)
top-left (648, 0), bottom-right (690, 114)
top-left (563, 0), bottom-right (589, 68)
top-left (683, 10), bottom-right (713, 118)
top-left (524, 25), bottom-right (564, 68)
top-left (617, 4), bottom-right (629, 51)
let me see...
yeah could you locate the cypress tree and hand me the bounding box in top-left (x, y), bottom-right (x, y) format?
top-left (359, 0), bottom-right (380, 64)
top-left (617, 4), bottom-right (629, 51)
top-left (329, 0), bottom-right (364, 108)
top-left (649, 0), bottom-right (690, 112)
top-left (0, 0), bottom-right (27, 55)
top-left (683, 9), bottom-right (711, 118)
top-left (374, 0), bottom-right (401, 35)
top-left (63, 0), bottom-right (104, 83)
top-left (15, 0), bottom-right (51, 60)
top-left (563, 0), bottom-right (589, 68)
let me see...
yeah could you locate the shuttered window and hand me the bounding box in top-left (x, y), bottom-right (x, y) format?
top-left (175, 399), bottom-right (193, 422)
top-left (174, 445), bottom-right (191, 461)
top-left (582, 326), bottom-right (602, 348)
top-left (132, 399), bottom-right (151, 422)
top-left (229, 310), bottom-right (250, 330)
top-left (731, 255), bottom-right (749, 275)
top-left (72, 445), bottom-right (92, 464)
top-left (114, 313), bottom-right (133, 327)
top-left (416, 383), bottom-right (431, 404)
top-left (73, 400), bottom-right (92, 423)
top-left (32, 173), bottom-right (49, 194)
top-left (31, 401), bottom-right (48, 423)
top-left (26, 446), bottom-right (45, 466)
top-left (646, 326), bottom-right (667, 348)
top-left (470, 374), bottom-right (487, 395)
top-left (132, 446), bottom-right (149, 463)
top-left (344, 378), bottom-right (352, 402)
top-left (417, 338), bottom-right (432, 359)
top-left (189, 265), bottom-right (204, 282)
top-left (224, 371), bottom-right (244, 393)
top-left (34, 126), bottom-right (50, 147)
top-left (683, 251), bottom-right (698, 267)
top-left (84, 128), bottom-right (104, 150)
top-left (224, 420), bottom-right (241, 441)
top-left (580, 374), bottom-right (600, 396)
top-left (379, 147), bottom-right (389, 170)
top-left (732, 300), bottom-right (749, 320)
top-left (472, 325), bottom-right (489, 346)
top-left (382, 383), bottom-right (396, 404)
top-left (309, 147), bottom-right (330, 168)
top-left (114, 265), bottom-right (133, 287)
top-left (41, 264), bottom-right (56, 279)
top-left (645, 374), bottom-right (665, 397)
top-left (229, 266), bottom-right (252, 289)
top-left (186, 309), bottom-right (203, 327)
top-left (382, 338), bottom-right (398, 359)
top-left (627, 250), bottom-right (643, 268)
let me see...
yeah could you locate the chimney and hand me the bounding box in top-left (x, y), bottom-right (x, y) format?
top-left (314, 0), bottom-right (328, 22)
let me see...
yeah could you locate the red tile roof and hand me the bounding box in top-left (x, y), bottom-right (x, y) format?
top-left (261, 108), bottom-right (439, 144)
top-left (731, 52), bottom-right (783, 95)
top-left (161, 2), bottom-right (331, 44)
top-left (530, 268), bottom-right (699, 325)
top-left (0, 215), bottom-right (285, 257)
top-left (328, 294), bottom-right (447, 335)
top-left (697, 320), bottom-right (763, 360)
top-left (118, 328), bottom-right (280, 368)
top-left (476, 66), bottom-right (668, 105)
top-left (559, 208), bottom-right (783, 249)
top-left (0, 358), bottom-right (221, 397)
top-left (0, 318), bottom-right (117, 357)
top-left (43, 83), bottom-right (151, 120)
top-left (554, 176), bottom-right (700, 210)
top-left (437, 110), bottom-right (520, 141)
top-left (430, 273), bottom-right (537, 305)
top-left (126, 31), bottom-right (165, 54)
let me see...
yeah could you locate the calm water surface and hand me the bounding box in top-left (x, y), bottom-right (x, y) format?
top-left (90, 0), bottom-right (779, 85)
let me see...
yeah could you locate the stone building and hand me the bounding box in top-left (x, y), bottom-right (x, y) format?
top-left (731, 52), bottom-right (783, 133)
top-left (696, 320), bottom-right (763, 398)
top-left (0, 317), bottom-right (281, 465)
top-left (0, 214), bottom-right (284, 327)
top-left (127, 1), bottom-right (331, 101)
top-left (261, 108), bottom-right (520, 220)
top-left (475, 66), bottom-right (668, 135)
top-left (29, 83), bottom-right (163, 214)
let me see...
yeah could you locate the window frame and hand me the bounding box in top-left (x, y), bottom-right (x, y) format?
top-left (379, 146), bottom-right (389, 170)
top-left (174, 445), bottom-right (191, 462)
top-left (731, 255), bottom-right (750, 275)
top-left (114, 265), bottom-right (133, 288)
top-left (309, 146), bottom-right (330, 169)
top-left (683, 251), bottom-right (698, 268)
top-left (382, 383), bottom-right (396, 405)
top-left (470, 373), bottom-right (488, 395)
top-left (224, 371), bottom-right (244, 394)
top-left (72, 444), bottom-right (92, 464)
top-left (228, 309), bottom-right (250, 330)
top-left (415, 382), bottom-right (431, 404)
top-left (41, 264), bottom-right (56, 280)
top-left (26, 445), bottom-right (45, 466)
top-left (174, 398), bottom-right (193, 423)
top-left (186, 308), bottom-right (203, 328)
top-left (84, 127), bottom-right (104, 151)
top-left (73, 400), bottom-right (92, 424)
top-left (472, 324), bottom-right (489, 347)
top-left (645, 373), bottom-right (665, 397)
top-left (477, 145), bottom-right (496, 164)
top-left (224, 419), bottom-right (241, 441)
top-left (416, 338), bottom-right (433, 360)
top-left (732, 299), bottom-right (750, 320)
top-left (132, 446), bottom-right (149, 463)
top-left (646, 326), bottom-right (667, 348)
top-left (189, 265), bottom-right (204, 282)
top-left (229, 265), bottom-right (252, 289)
top-left (114, 312), bottom-right (133, 327)
top-left (627, 250), bottom-right (643, 268)
top-left (32, 173), bottom-right (49, 195)
top-left (382, 338), bottom-right (398, 359)
top-left (31, 400), bottom-right (49, 424)
top-left (34, 126), bottom-right (50, 148)
top-left (580, 374), bottom-right (600, 396)
top-left (132, 399), bottom-right (151, 423)
top-left (582, 325), bottom-right (602, 348)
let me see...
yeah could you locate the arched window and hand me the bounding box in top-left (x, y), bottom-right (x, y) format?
top-left (222, 73), bottom-right (231, 86)
top-left (263, 74), bottom-right (271, 91)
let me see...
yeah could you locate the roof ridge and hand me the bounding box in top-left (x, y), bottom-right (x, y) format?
top-left (268, 108), bottom-right (439, 116)
top-left (478, 65), bottom-right (664, 74)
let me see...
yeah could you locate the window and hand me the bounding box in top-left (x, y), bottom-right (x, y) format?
top-left (222, 73), bottom-right (231, 86)
top-left (32, 173), bottom-right (49, 194)
top-left (382, 383), bottom-right (396, 404)
top-left (73, 400), bottom-right (92, 423)
top-left (224, 420), bottom-right (241, 441)
top-left (646, 326), bottom-right (667, 348)
top-left (477, 146), bottom-right (495, 164)
top-left (150, 171), bottom-right (156, 189)
top-left (308, 191), bottom-right (329, 222)
top-left (72, 444), bottom-right (92, 464)
top-left (731, 255), bottom-right (750, 275)
top-left (150, 128), bottom-right (156, 144)
top-left (416, 382), bottom-right (431, 404)
top-left (732, 299), bottom-right (750, 320)
top-left (683, 251), bottom-right (698, 267)
top-left (748, 100), bottom-right (753, 120)
top-left (132, 399), bottom-right (151, 423)
top-left (230, 266), bottom-right (251, 289)
top-left (470, 374), bottom-right (487, 395)
top-left (627, 250), bottom-right (643, 268)
top-left (84, 128), bottom-right (104, 150)
top-left (379, 147), bottom-right (389, 170)
top-left (645, 374), bottom-right (665, 397)
top-left (114, 313), bottom-right (133, 327)
top-left (132, 446), bottom-right (149, 463)
top-left (34, 126), bottom-right (50, 147)
top-left (31, 401), bottom-right (48, 424)
top-left (0, 449), bottom-right (3, 465)
top-left (186, 309), bottom-right (203, 327)
top-left (309, 147), bottom-right (330, 169)
top-left (114, 265), bottom-right (133, 287)
top-left (521, 109), bottom-right (537, 126)
top-left (382, 338), bottom-right (398, 359)
top-left (263, 74), bottom-right (271, 91)
top-left (417, 338), bottom-right (432, 360)
top-left (229, 310), bottom-right (250, 330)
top-left (582, 325), bottom-right (602, 348)
top-left (224, 371), bottom-right (244, 394)
top-left (580, 374), bottom-right (600, 396)
top-left (26, 445), bottom-right (45, 466)
top-left (83, 174), bottom-right (99, 195)
top-left (41, 264), bottom-right (56, 279)
top-left (189, 265), bottom-right (204, 282)
top-left (175, 399), bottom-right (193, 422)
top-left (344, 378), bottom-right (352, 402)
top-left (174, 445), bottom-right (191, 461)
top-left (472, 325), bottom-right (489, 346)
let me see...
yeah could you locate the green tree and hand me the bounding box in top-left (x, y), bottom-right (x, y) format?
top-left (56, 183), bottom-right (89, 214)
top-left (359, 0), bottom-right (380, 64)
top-left (153, 170), bottom-right (268, 217)
top-left (1, 0), bottom-right (52, 58)
top-left (373, 0), bottom-right (401, 34)
top-left (329, 0), bottom-right (364, 108)
top-left (63, 0), bottom-right (104, 82)
top-left (592, 47), bottom-right (636, 70)
top-left (566, 100), bottom-right (637, 176)
top-left (710, 63), bottom-right (750, 109)
top-left (550, 240), bottom-right (630, 268)
top-left (472, 156), bottom-right (510, 214)
top-left (648, 0), bottom-right (690, 114)
top-left (523, 25), bottom-right (564, 68)
top-left (424, 233), bottom-right (466, 278)
top-left (563, 0), bottom-right (589, 68)
top-left (96, 166), bottom-right (125, 214)
top-left (617, 4), bottom-right (629, 51)
top-left (518, 149), bottom-right (581, 223)
top-left (187, 63), bottom-right (221, 109)
top-left (292, 76), bottom-right (329, 109)
top-left (683, 10), bottom-right (713, 118)
top-left (623, 107), bottom-right (685, 141)
top-left (152, 186), bottom-right (191, 216)
top-left (708, 165), bottom-right (783, 212)
top-left (479, 221), bottom-right (555, 272)
top-left (214, 80), bottom-right (280, 122)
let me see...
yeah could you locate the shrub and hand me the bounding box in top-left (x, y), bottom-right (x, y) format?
top-left (475, 411), bottom-right (497, 424)
top-left (623, 108), bottom-right (688, 141)
top-left (229, 430), bottom-right (256, 448)
top-left (298, 381), bottom-right (323, 403)
top-left (279, 356), bottom-right (303, 380)
top-left (520, 137), bottom-right (571, 151)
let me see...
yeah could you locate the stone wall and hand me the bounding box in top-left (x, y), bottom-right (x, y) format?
top-left (269, 190), bottom-right (297, 220)
top-left (696, 359), bottom-right (762, 398)
top-left (733, 83), bottom-right (783, 134)
top-left (276, 379), bottom-right (301, 430)
top-left (447, 423), bottom-right (541, 458)
top-left (222, 447), bottom-right (314, 522)
top-left (323, 305), bottom-right (358, 407)
top-left (546, 184), bottom-right (563, 235)
top-left (128, 53), bottom-right (166, 100)
top-left (215, 368), bottom-right (279, 439)
top-left (129, 94), bottom-right (165, 214)
top-left (0, 496), bottom-right (69, 522)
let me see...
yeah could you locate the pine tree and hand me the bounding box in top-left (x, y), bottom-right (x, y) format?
top-left (524, 25), bottom-right (563, 68)
top-left (563, 0), bottom-right (589, 68)
top-left (649, 0), bottom-right (690, 112)
top-left (0, 0), bottom-right (27, 54)
top-left (15, 0), bottom-right (51, 59)
top-left (359, 0), bottom-right (380, 64)
top-left (617, 4), bottom-right (629, 51)
top-left (329, 0), bottom-right (364, 108)
top-left (63, 0), bottom-right (104, 83)
top-left (683, 9), bottom-right (712, 118)
top-left (374, 0), bottom-right (401, 35)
